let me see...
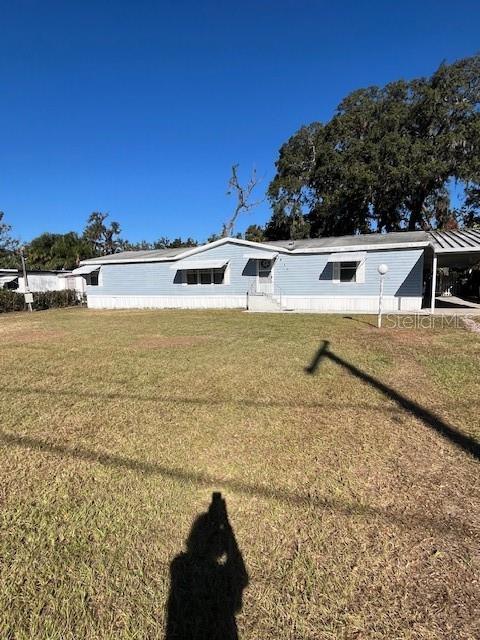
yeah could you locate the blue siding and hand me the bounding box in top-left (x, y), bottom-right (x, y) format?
top-left (87, 242), bottom-right (424, 299)
top-left (90, 243), bottom-right (260, 296)
top-left (274, 249), bottom-right (424, 297)
top-left (394, 254), bottom-right (424, 296)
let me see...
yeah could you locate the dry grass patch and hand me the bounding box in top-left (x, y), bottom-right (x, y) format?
top-left (4, 328), bottom-right (67, 343)
top-left (0, 309), bottom-right (479, 639)
top-left (0, 319), bottom-right (67, 343)
top-left (133, 335), bottom-right (211, 349)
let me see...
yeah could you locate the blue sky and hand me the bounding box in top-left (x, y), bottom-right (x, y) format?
top-left (1, 0), bottom-right (479, 243)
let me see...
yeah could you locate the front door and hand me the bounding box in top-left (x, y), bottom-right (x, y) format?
top-left (257, 259), bottom-right (274, 294)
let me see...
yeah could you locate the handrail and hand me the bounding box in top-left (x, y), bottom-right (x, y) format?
top-left (247, 280), bottom-right (285, 310)
top-left (274, 284), bottom-right (284, 310)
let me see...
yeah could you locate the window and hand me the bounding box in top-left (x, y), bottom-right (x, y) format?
top-left (340, 261), bottom-right (358, 283)
top-left (259, 259), bottom-right (272, 271)
top-left (332, 261), bottom-right (365, 284)
top-left (186, 270), bottom-right (198, 285)
top-left (87, 271), bottom-right (99, 286)
top-left (200, 269), bottom-right (211, 285)
top-left (184, 268), bottom-right (225, 285)
top-left (85, 269), bottom-right (101, 286)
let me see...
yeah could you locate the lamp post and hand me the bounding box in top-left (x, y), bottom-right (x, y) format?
top-left (377, 263), bottom-right (389, 328)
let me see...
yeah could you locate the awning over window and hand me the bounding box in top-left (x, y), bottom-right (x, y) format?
top-left (0, 275), bottom-right (18, 286)
top-left (243, 251), bottom-right (278, 260)
top-left (170, 259), bottom-right (229, 270)
top-left (71, 265), bottom-right (101, 276)
top-left (328, 252), bottom-right (367, 263)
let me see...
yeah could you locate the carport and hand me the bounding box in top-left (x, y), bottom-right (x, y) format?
top-left (429, 229), bottom-right (480, 313)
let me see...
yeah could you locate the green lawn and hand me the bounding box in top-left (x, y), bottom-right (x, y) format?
top-left (0, 308), bottom-right (479, 639)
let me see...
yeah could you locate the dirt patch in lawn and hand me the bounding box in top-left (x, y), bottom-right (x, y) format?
top-left (133, 335), bottom-right (210, 349)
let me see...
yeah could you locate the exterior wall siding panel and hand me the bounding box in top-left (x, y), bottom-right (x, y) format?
top-left (273, 249), bottom-right (424, 297)
top-left (87, 295), bottom-right (247, 309)
top-left (88, 243), bottom-right (259, 298)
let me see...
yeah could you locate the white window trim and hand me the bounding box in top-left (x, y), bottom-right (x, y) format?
top-left (181, 265), bottom-right (229, 286)
top-left (332, 260), bottom-right (365, 284)
top-left (357, 260), bottom-right (365, 284)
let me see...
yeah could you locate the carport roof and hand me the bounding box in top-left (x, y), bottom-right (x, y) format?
top-left (429, 229), bottom-right (480, 253)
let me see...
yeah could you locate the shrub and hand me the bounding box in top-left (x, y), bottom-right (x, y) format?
top-left (32, 289), bottom-right (79, 311)
top-left (0, 289), bottom-right (25, 313)
top-left (0, 289), bottom-right (80, 313)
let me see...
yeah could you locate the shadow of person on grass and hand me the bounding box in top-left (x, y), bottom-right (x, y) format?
top-left (165, 492), bottom-right (249, 640)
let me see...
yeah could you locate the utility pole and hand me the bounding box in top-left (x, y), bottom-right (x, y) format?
top-left (20, 247), bottom-right (33, 312)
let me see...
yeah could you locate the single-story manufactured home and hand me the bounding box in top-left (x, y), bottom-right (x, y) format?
top-left (74, 229), bottom-right (480, 313)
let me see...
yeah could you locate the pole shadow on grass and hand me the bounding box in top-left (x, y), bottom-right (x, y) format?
top-left (165, 492), bottom-right (248, 640)
top-left (343, 315), bottom-right (377, 327)
top-left (0, 430), bottom-right (474, 536)
top-left (0, 385), bottom-right (408, 414)
top-left (305, 340), bottom-right (480, 461)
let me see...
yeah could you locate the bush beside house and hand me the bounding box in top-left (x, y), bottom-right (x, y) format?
top-left (0, 289), bottom-right (81, 313)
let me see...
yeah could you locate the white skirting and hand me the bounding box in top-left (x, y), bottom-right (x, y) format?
top-left (86, 293), bottom-right (422, 313)
top-left (86, 294), bottom-right (248, 309)
top-left (280, 295), bottom-right (423, 313)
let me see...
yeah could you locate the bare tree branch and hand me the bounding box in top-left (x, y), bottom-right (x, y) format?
top-left (222, 164), bottom-right (264, 237)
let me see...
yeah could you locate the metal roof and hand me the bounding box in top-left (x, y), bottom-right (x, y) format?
top-left (79, 228), bottom-right (480, 266)
top-left (82, 247), bottom-right (185, 264)
top-left (244, 250), bottom-right (279, 259)
top-left (0, 275), bottom-right (18, 285)
top-left (328, 251), bottom-right (367, 262)
top-left (71, 265), bottom-right (101, 276)
top-left (428, 229), bottom-right (480, 252)
top-left (80, 232), bottom-right (431, 265)
top-left (0, 268), bottom-right (73, 275)
top-left (170, 258), bottom-right (229, 270)
top-left (265, 230), bottom-right (430, 251)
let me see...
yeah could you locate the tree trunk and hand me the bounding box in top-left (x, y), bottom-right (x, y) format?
top-left (408, 195), bottom-right (425, 231)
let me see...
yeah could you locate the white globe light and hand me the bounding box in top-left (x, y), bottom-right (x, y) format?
top-left (378, 263), bottom-right (389, 275)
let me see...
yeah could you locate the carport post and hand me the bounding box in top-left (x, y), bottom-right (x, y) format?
top-left (430, 254), bottom-right (437, 314)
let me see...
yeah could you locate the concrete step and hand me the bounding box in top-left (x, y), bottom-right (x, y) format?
top-left (247, 294), bottom-right (282, 312)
